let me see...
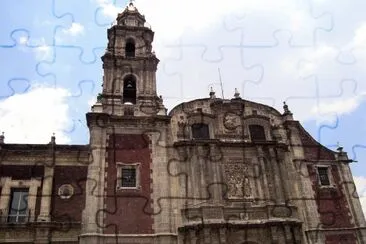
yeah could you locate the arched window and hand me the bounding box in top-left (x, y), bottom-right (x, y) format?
top-left (191, 123), bottom-right (210, 139)
top-left (125, 38), bottom-right (136, 57)
top-left (249, 125), bottom-right (266, 142)
top-left (122, 75), bottom-right (136, 104)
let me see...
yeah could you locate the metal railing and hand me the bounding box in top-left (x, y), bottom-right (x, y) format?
top-left (0, 209), bottom-right (31, 224)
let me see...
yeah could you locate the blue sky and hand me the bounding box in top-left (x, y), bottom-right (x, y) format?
top-left (1, 0), bottom-right (366, 209)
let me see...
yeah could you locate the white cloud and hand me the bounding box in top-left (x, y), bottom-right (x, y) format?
top-left (311, 94), bottom-right (366, 116)
top-left (18, 37), bottom-right (52, 60)
top-left (95, 0), bottom-right (311, 42)
top-left (19, 36), bottom-right (28, 45)
top-left (352, 22), bottom-right (366, 48)
top-left (62, 23), bottom-right (85, 36)
top-left (0, 85), bottom-right (72, 144)
top-left (304, 93), bottom-right (366, 125)
top-left (95, 0), bottom-right (121, 19)
top-left (34, 43), bottom-right (52, 60)
top-left (353, 176), bottom-right (366, 217)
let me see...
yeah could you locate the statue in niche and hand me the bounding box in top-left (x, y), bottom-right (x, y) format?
top-left (243, 176), bottom-right (251, 197)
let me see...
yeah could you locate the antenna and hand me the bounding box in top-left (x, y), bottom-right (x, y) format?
top-left (218, 68), bottom-right (224, 99)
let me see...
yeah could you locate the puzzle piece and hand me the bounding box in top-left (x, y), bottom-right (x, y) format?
top-left (1, 0), bottom-right (366, 243)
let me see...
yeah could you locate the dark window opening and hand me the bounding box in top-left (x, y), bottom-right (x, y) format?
top-left (318, 167), bottom-right (330, 186)
top-left (121, 168), bottom-right (137, 187)
top-left (125, 39), bottom-right (136, 57)
top-left (249, 125), bottom-right (266, 142)
top-left (8, 189), bottom-right (28, 223)
top-left (192, 123), bottom-right (210, 139)
top-left (123, 76), bottom-right (136, 104)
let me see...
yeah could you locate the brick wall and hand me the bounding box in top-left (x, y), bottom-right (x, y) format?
top-left (308, 165), bottom-right (354, 229)
top-left (325, 233), bottom-right (356, 244)
top-left (104, 134), bottom-right (153, 234)
top-left (0, 165), bottom-right (44, 179)
top-left (296, 123), bottom-right (335, 161)
top-left (51, 166), bottom-right (87, 222)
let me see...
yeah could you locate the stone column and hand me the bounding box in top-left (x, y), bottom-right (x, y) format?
top-left (37, 166), bottom-right (54, 222)
top-left (79, 124), bottom-right (107, 244)
top-left (268, 147), bottom-right (284, 203)
top-left (0, 177), bottom-right (11, 222)
top-left (257, 147), bottom-right (270, 201)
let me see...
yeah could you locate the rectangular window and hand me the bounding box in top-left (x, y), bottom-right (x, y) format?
top-left (192, 123), bottom-right (210, 139)
top-left (121, 168), bottom-right (137, 188)
top-left (8, 189), bottom-right (29, 223)
top-left (249, 125), bottom-right (266, 142)
top-left (318, 167), bottom-right (331, 186)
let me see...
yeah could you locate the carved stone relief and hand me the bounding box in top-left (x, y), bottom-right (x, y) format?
top-left (224, 163), bottom-right (252, 199)
top-left (223, 113), bottom-right (241, 131)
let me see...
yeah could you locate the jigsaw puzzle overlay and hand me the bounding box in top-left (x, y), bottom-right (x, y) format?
top-left (1, 0), bottom-right (366, 243)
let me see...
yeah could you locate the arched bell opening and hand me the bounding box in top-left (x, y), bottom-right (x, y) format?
top-left (125, 38), bottom-right (136, 57)
top-left (122, 75), bottom-right (137, 104)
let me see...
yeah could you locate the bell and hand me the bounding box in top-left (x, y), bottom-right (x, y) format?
top-left (126, 81), bottom-right (133, 88)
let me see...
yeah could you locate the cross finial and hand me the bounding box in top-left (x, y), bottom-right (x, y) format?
top-left (129, 0), bottom-right (135, 5)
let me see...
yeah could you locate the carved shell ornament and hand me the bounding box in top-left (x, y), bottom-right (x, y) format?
top-left (223, 113), bottom-right (240, 130)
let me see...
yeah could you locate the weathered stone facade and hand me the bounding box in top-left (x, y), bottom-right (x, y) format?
top-left (1, 3), bottom-right (366, 244)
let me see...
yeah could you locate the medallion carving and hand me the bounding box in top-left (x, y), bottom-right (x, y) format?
top-left (224, 163), bottom-right (252, 199)
top-left (223, 113), bottom-right (241, 130)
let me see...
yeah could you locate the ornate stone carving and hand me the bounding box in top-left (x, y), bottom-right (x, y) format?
top-left (224, 163), bottom-right (252, 199)
top-left (223, 113), bottom-right (240, 130)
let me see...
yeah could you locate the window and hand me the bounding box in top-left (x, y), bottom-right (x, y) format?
top-left (121, 168), bottom-right (137, 187)
top-left (58, 184), bottom-right (74, 199)
top-left (191, 123), bottom-right (210, 139)
top-left (8, 189), bottom-right (28, 223)
top-left (249, 125), bottom-right (266, 142)
top-left (318, 167), bottom-right (331, 186)
top-left (122, 75), bottom-right (137, 104)
top-left (117, 163), bottom-right (140, 189)
top-left (125, 38), bottom-right (136, 57)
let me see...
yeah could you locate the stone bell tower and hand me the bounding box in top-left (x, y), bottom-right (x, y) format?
top-left (97, 2), bottom-right (166, 116)
top-left (81, 2), bottom-right (171, 244)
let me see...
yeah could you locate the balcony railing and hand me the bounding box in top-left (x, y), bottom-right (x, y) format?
top-left (0, 209), bottom-right (31, 224)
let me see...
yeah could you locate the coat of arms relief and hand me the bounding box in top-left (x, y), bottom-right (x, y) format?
top-left (224, 163), bottom-right (252, 199)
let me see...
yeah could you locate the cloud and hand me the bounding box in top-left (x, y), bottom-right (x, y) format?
top-left (62, 23), bottom-right (85, 37)
top-left (95, 0), bottom-right (312, 42)
top-left (311, 94), bottom-right (366, 116)
top-left (353, 176), bottom-right (366, 217)
top-left (95, 0), bottom-right (121, 19)
top-left (18, 37), bottom-right (52, 60)
top-left (305, 94), bottom-right (366, 126)
top-left (0, 85), bottom-right (72, 144)
top-left (34, 43), bottom-right (52, 60)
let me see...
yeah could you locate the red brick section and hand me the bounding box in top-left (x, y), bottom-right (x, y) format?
top-left (308, 165), bottom-right (354, 228)
top-left (294, 121), bottom-right (335, 161)
top-left (0, 165), bottom-right (44, 179)
top-left (298, 119), bottom-right (357, 244)
top-left (325, 233), bottom-right (356, 244)
top-left (51, 166), bottom-right (87, 222)
top-left (104, 134), bottom-right (153, 234)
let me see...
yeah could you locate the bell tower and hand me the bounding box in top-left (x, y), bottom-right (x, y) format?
top-left (98, 1), bottom-right (166, 116)
top-left (82, 3), bottom-right (171, 244)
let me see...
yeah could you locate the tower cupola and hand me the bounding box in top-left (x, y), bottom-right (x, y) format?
top-left (97, 1), bottom-right (166, 116)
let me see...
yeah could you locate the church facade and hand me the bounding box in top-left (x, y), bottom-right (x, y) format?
top-left (0, 3), bottom-right (366, 244)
